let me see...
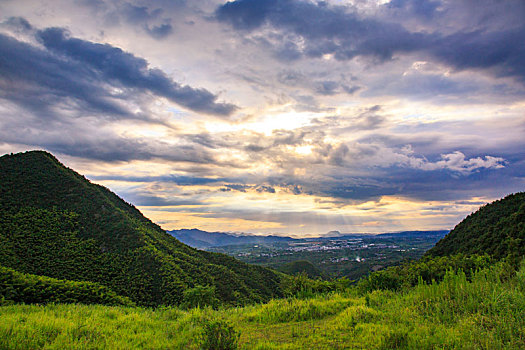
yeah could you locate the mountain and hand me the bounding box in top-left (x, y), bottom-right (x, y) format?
top-left (0, 151), bottom-right (284, 306)
top-left (169, 228), bottom-right (298, 248)
top-left (320, 230), bottom-right (448, 240)
top-left (427, 192), bottom-right (525, 260)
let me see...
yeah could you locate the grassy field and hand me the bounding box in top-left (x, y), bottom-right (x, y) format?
top-left (1, 261), bottom-right (525, 349)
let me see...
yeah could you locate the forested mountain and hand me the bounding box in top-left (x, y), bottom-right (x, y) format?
top-left (0, 151), bottom-right (284, 306)
top-left (169, 228), bottom-right (297, 248)
top-left (427, 192), bottom-right (525, 260)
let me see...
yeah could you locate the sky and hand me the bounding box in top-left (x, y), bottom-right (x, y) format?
top-left (0, 0), bottom-right (524, 236)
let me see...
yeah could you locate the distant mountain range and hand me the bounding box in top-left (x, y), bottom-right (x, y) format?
top-left (168, 229), bottom-right (298, 249)
top-left (168, 228), bottom-right (449, 249)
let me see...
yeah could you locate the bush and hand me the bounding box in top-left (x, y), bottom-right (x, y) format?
top-left (181, 285), bottom-right (219, 309)
top-left (0, 265), bottom-right (133, 306)
top-left (198, 319), bottom-right (240, 350)
top-left (358, 254), bottom-right (493, 293)
top-left (281, 272), bottom-right (336, 298)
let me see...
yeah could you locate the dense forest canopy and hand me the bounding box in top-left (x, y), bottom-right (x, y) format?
top-left (427, 192), bottom-right (525, 260)
top-left (0, 151), bottom-right (284, 306)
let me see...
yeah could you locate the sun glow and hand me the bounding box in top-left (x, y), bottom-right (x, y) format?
top-left (290, 145), bottom-right (313, 155)
top-left (205, 110), bottom-right (321, 135)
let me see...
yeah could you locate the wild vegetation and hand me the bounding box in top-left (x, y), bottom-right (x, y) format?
top-left (1, 150), bottom-right (524, 349)
top-left (428, 192), bottom-right (525, 260)
top-left (0, 151), bottom-right (284, 307)
top-left (1, 260), bottom-right (524, 349)
top-left (0, 266), bottom-right (133, 307)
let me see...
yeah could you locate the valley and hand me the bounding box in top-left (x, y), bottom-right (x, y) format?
top-left (206, 231), bottom-right (447, 280)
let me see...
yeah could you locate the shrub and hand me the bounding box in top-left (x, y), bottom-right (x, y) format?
top-left (181, 285), bottom-right (219, 309)
top-left (198, 319), bottom-right (240, 350)
top-left (281, 272), bottom-right (336, 298)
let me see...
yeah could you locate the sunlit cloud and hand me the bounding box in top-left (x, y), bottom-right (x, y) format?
top-left (0, 0), bottom-right (524, 235)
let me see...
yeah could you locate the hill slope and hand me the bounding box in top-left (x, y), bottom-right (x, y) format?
top-left (427, 192), bottom-right (525, 259)
top-left (0, 151), bottom-right (283, 306)
top-left (0, 265), bottom-right (134, 306)
top-left (277, 260), bottom-right (328, 280)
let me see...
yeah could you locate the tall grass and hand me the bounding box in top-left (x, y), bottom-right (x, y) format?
top-left (1, 261), bottom-right (525, 349)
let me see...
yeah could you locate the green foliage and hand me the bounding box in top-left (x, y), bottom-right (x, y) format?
top-left (380, 329), bottom-right (408, 349)
top-left (0, 265), bottom-right (133, 306)
top-left (358, 253), bottom-right (493, 293)
top-left (245, 295), bottom-right (354, 324)
top-left (428, 192), bottom-right (525, 261)
top-left (197, 319), bottom-right (239, 350)
top-left (0, 151), bottom-right (284, 306)
top-left (280, 272), bottom-right (338, 298)
top-left (2, 260), bottom-right (525, 349)
top-left (277, 260), bottom-right (328, 280)
top-left (181, 285), bottom-right (219, 309)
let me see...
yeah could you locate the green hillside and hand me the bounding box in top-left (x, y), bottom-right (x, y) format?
top-left (278, 260), bottom-right (328, 280)
top-left (427, 192), bottom-right (525, 260)
top-left (0, 265), bottom-right (133, 306)
top-left (0, 151), bottom-right (283, 306)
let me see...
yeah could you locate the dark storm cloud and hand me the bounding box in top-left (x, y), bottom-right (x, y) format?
top-left (216, 0), bottom-right (525, 83)
top-left (36, 27), bottom-right (236, 115)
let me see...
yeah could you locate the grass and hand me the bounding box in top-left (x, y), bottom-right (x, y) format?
top-left (2, 262), bottom-right (525, 349)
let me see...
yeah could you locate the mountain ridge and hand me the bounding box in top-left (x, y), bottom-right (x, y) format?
top-left (168, 228), bottom-right (298, 248)
top-left (0, 150), bottom-right (284, 306)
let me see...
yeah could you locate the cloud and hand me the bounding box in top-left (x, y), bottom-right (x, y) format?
top-left (216, 0), bottom-right (431, 62)
top-left (145, 23), bottom-right (173, 39)
top-left (120, 193), bottom-right (203, 207)
top-left (36, 27), bottom-right (236, 116)
top-left (120, 3), bottom-right (174, 39)
top-left (0, 32), bottom-right (131, 120)
top-left (387, 0), bottom-right (442, 19)
top-left (89, 174), bottom-right (228, 185)
top-left (216, 0), bottom-right (525, 83)
top-left (2, 16), bottom-right (33, 31)
top-left (256, 185), bottom-right (276, 194)
top-left (411, 151), bottom-right (506, 174)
